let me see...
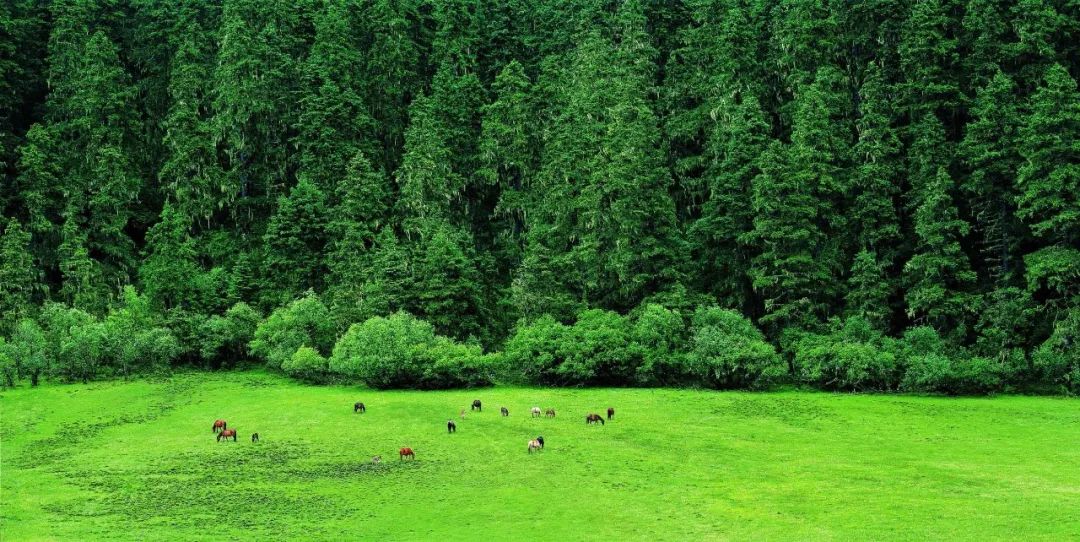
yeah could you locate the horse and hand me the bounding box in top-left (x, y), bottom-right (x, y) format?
top-left (212, 419), bottom-right (227, 433)
top-left (607, 407), bottom-right (615, 420)
top-left (217, 429), bottom-right (238, 442)
top-left (471, 400), bottom-right (482, 412)
top-left (371, 455), bottom-right (382, 465)
top-left (447, 420), bottom-right (457, 433)
top-left (528, 439), bottom-right (542, 453)
top-left (536, 435), bottom-right (545, 449)
top-left (586, 413), bottom-right (605, 425)
top-left (399, 447), bottom-right (415, 460)
top-left (531, 407), bottom-right (541, 418)
top-left (501, 407), bottom-right (509, 417)
top-left (354, 402), bottom-right (366, 413)
top-left (545, 408), bottom-right (556, 418)
top-left (251, 432), bottom-right (260, 443)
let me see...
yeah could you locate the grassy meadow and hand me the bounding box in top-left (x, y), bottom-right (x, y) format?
top-left (2, 372), bottom-right (1079, 541)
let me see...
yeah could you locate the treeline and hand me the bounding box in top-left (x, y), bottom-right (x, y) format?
top-left (1, 0), bottom-right (1078, 393)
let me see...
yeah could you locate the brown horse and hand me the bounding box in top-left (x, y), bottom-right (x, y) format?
top-left (471, 400), bottom-right (482, 412)
top-left (212, 419), bottom-right (227, 433)
top-left (607, 407), bottom-right (615, 420)
top-left (545, 408), bottom-right (556, 418)
top-left (217, 429), bottom-right (238, 442)
top-left (501, 407), bottom-right (509, 417)
top-left (251, 433), bottom-right (260, 443)
top-left (399, 447), bottom-right (415, 460)
top-left (528, 439), bottom-right (542, 453)
top-left (586, 413), bottom-right (605, 425)
top-left (354, 402), bottom-right (366, 413)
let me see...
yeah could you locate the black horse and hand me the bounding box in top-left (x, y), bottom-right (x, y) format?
top-left (536, 435), bottom-right (545, 449)
top-left (251, 432), bottom-right (260, 443)
top-left (354, 402), bottom-right (366, 413)
top-left (500, 407), bottom-right (509, 417)
top-left (447, 420), bottom-right (457, 433)
top-left (471, 400), bottom-right (482, 412)
top-left (607, 407), bottom-right (615, 420)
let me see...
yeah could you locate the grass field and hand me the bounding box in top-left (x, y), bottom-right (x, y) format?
top-left (2, 372), bottom-right (1079, 541)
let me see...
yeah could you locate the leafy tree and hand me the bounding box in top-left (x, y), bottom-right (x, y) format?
top-left (283, 345), bottom-right (330, 384)
top-left (688, 306), bottom-right (783, 389)
top-left (249, 293), bottom-right (336, 369)
top-left (9, 318), bottom-right (47, 386)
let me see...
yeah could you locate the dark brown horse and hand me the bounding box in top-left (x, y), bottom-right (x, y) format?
top-left (607, 407), bottom-right (615, 420)
top-left (545, 408), bottom-right (556, 418)
top-left (251, 433), bottom-right (260, 443)
top-left (536, 435), bottom-right (545, 449)
top-left (212, 419), bottom-right (227, 433)
top-left (399, 447), bottom-right (415, 460)
top-left (500, 407), bottom-right (509, 417)
top-left (354, 402), bottom-right (366, 413)
top-left (447, 420), bottom-right (457, 433)
top-left (471, 400), bottom-right (482, 412)
top-left (586, 413), bottom-right (605, 425)
top-left (217, 429), bottom-right (238, 442)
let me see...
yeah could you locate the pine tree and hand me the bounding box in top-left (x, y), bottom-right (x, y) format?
top-left (0, 219), bottom-right (37, 334)
top-left (904, 167), bottom-right (977, 340)
top-left (412, 223), bottom-right (486, 341)
top-left (263, 179), bottom-right (329, 305)
top-left (396, 94), bottom-right (465, 230)
top-left (852, 63), bottom-right (902, 260)
top-left (959, 70), bottom-right (1024, 283)
top-left (899, 0), bottom-right (961, 119)
top-left (1016, 64), bottom-right (1080, 245)
top-left (296, 0), bottom-right (376, 193)
top-left (846, 249), bottom-right (892, 330)
top-left (690, 94), bottom-right (769, 310)
top-left (140, 203), bottom-right (201, 311)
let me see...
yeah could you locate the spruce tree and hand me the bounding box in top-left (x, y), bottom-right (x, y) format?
top-left (904, 167), bottom-right (977, 340)
top-left (846, 249), bottom-right (892, 330)
top-left (852, 63), bottom-right (902, 261)
top-left (0, 219), bottom-right (37, 334)
top-left (262, 178), bottom-right (329, 305)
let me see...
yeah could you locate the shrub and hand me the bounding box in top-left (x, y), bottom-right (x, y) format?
top-left (283, 346), bottom-right (330, 384)
top-left (900, 353), bottom-right (953, 392)
top-left (250, 293), bottom-right (335, 369)
top-left (556, 309), bottom-right (640, 386)
top-left (0, 339), bottom-right (15, 387)
top-left (632, 304), bottom-right (691, 385)
top-left (797, 317), bottom-right (900, 391)
top-left (501, 315), bottom-right (567, 384)
top-left (689, 307), bottom-right (783, 389)
top-left (1032, 308), bottom-right (1080, 394)
top-left (328, 312), bottom-right (490, 389)
top-left (197, 302), bottom-right (262, 368)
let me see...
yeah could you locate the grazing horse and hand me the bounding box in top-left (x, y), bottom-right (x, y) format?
top-left (528, 439), bottom-right (542, 453)
top-left (212, 419), bottom-right (227, 433)
top-left (531, 407), bottom-right (541, 418)
top-left (217, 429), bottom-right (238, 442)
top-left (545, 408), bottom-right (556, 418)
top-left (471, 400), bottom-right (482, 412)
top-left (448, 420), bottom-right (457, 433)
top-left (399, 447), bottom-right (415, 460)
top-left (586, 413), bottom-right (605, 425)
top-left (607, 407), bottom-right (615, 420)
top-left (251, 432), bottom-right (260, 443)
top-left (371, 455), bottom-right (382, 465)
top-left (501, 407), bottom-right (509, 417)
top-left (536, 435), bottom-right (545, 449)
top-left (354, 402), bottom-right (366, 413)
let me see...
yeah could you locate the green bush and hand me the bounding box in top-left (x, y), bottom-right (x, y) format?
top-left (250, 293), bottom-right (335, 369)
top-left (0, 339), bottom-right (15, 387)
top-left (900, 353), bottom-right (953, 392)
top-left (328, 312), bottom-right (490, 389)
top-left (1032, 308), bottom-right (1080, 394)
top-left (632, 304), bottom-right (692, 385)
top-left (282, 346), bottom-right (330, 384)
top-left (502, 310), bottom-right (643, 386)
top-left (9, 318), bottom-right (48, 386)
top-left (197, 302), bottom-right (262, 368)
top-left (797, 317), bottom-right (900, 391)
top-left (501, 315), bottom-right (567, 384)
top-left (688, 307), bottom-right (783, 389)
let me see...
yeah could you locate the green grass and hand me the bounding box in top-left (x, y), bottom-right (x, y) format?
top-left (2, 372), bottom-right (1079, 541)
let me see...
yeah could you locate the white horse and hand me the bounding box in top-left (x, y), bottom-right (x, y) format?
top-left (528, 439), bottom-right (542, 453)
top-left (531, 406), bottom-right (542, 418)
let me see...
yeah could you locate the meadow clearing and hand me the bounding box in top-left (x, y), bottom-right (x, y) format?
top-left (2, 372), bottom-right (1079, 541)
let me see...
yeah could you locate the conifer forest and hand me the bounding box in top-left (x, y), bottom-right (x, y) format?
top-left (1, 0), bottom-right (1079, 394)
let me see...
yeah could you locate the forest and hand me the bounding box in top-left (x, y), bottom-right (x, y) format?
top-left (0, 0), bottom-right (1078, 394)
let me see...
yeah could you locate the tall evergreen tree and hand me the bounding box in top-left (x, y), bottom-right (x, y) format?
top-left (262, 178), bottom-right (329, 305)
top-left (852, 63), bottom-right (902, 261)
top-left (904, 167), bottom-right (977, 340)
top-left (0, 219), bottom-right (37, 334)
top-left (846, 249), bottom-right (892, 330)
